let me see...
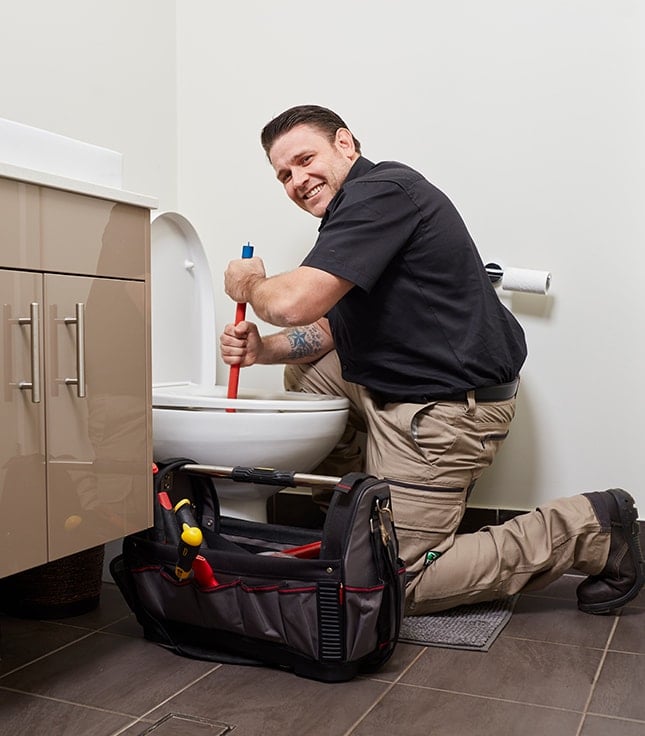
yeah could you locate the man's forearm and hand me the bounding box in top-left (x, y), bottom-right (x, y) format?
top-left (242, 267), bottom-right (352, 328)
top-left (258, 322), bottom-right (334, 365)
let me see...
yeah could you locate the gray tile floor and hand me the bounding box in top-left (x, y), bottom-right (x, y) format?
top-left (0, 573), bottom-right (643, 736)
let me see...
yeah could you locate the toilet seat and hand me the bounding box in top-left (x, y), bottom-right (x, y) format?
top-left (153, 384), bottom-right (349, 412)
top-left (151, 212), bottom-right (217, 388)
top-left (150, 212), bottom-right (348, 412)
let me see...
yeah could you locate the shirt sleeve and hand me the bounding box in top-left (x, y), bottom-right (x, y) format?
top-left (302, 180), bottom-right (422, 292)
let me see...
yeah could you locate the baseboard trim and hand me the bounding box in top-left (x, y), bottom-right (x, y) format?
top-left (268, 490), bottom-right (644, 534)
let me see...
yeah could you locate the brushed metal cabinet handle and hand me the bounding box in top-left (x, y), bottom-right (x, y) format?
top-left (17, 301), bottom-right (42, 404)
top-left (64, 302), bottom-right (86, 398)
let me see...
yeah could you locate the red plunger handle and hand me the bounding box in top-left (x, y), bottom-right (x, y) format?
top-left (226, 243), bottom-right (254, 405)
top-left (226, 302), bottom-right (247, 400)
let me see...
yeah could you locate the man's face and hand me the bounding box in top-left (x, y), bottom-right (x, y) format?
top-left (269, 124), bottom-right (358, 218)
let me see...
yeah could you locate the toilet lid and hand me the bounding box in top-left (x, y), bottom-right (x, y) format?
top-left (151, 212), bottom-right (216, 386)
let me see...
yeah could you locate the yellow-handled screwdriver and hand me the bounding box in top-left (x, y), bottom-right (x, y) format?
top-left (173, 499), bottom-right (203, 580)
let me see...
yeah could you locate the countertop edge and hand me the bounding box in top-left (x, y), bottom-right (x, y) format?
top-left (0, 162), bottom-right (159, 209)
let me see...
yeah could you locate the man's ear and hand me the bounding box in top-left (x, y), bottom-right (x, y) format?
top-left (335, 128), bottom-right (357, 158)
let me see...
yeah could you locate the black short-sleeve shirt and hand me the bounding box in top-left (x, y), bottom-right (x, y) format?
top-left (301, 157), bottom-right (527, 399)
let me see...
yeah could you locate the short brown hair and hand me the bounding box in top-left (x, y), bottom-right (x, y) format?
top-left (261, 105), bottom-right (361, 158)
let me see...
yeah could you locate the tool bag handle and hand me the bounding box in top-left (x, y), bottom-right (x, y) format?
top-left (181, 463), bottom-right (342, 489)
top-left (319, 472), bottom-right (374, 559)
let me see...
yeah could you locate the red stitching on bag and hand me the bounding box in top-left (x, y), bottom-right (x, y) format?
top-left (239, 581), bottom-right (280, 593)
top-left (132, 564), bottom-right (161, 573)
top-left (344, 584), bottom-right (385, 593)
top-left (202, 580), bottom-right (238, 592)
top-left (159, 569), bottom-right (192, 586)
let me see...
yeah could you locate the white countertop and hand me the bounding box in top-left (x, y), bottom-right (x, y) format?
top-left (0, 161), bottom-right (158, 209)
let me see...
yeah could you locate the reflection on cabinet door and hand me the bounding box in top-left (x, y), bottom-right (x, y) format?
top-left (45, 274), bottom-right (150, 561)
top-left (39, 188), bottom-right (148, 279)
top-left (0, 179), bottom-right (40, 270)
top-left (0, 270), bottom-right (47, 577)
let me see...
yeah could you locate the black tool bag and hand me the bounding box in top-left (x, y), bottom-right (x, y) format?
top-left (110, 459), bottom-right (406, 683)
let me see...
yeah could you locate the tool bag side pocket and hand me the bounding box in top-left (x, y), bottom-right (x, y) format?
top-left (322, 473), bottom-right (406, 668)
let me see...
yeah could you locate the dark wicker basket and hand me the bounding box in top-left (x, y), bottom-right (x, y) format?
top-left (0, 545), bottom-right (105, 619)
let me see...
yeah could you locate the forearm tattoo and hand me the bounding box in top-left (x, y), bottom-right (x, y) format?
top-left (285, 325), bottom-right (325, 360)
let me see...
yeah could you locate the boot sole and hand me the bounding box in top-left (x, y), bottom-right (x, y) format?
top-left (578, 489), bottom-right (645, 615)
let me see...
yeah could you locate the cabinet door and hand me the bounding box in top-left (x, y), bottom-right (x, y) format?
top-left (44, 274), bottom-right (151, 560)
top-left (0, 270), bottom-right (47, 577)
top-left (0, 179), bottom-right (40, 270)
top-left (39, 188), bottom-right (148, 280)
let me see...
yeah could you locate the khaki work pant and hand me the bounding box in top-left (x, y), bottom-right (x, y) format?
top-left (285, 351), bottom-right (609, 614)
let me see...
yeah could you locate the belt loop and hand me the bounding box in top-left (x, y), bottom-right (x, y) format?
top-left (466, 389), bottom-right (476, 414)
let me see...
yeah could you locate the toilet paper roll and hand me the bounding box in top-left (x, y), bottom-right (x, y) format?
top-left (501, 267), bottom-right (551, 294)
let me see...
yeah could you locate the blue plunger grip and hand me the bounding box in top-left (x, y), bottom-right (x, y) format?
top-left (241, 243), bottom-right (254, 259)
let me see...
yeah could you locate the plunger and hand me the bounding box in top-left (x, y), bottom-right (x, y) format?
top-left (226, 242), bottom-right (254, 411)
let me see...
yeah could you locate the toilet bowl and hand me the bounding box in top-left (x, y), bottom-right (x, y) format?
top-left (150, 212), bottom-right (350, 521)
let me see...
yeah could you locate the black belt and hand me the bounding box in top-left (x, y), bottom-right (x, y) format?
top-left (373, 378), bottom-right (519, 406)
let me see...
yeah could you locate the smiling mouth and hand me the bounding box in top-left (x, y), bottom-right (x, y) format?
top-left (303, 184), bottom-right (324, 201)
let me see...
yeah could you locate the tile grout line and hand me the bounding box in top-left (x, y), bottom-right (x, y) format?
top-left (500, 634), bottom-right (607, 652)
top-left (0, 629), bottom-right (96, 679)
top-left (583, 713), bottom-right (645, 727)
top-left (574, 613), bottom-right (621, 736)
top-left (44, 612), bottom-right (135, 637)
top-left (0, 660), bottom-right (223, 735)
top-left (391, 680), bottom-right (586, 714)
top-left (340, 648), bottom-right (429, 736)
top-left (0, 684), bottom-right (142, 719)
top-left (106, 663), bottom-right (224, 736)
top-left (95, 613), bottom-right (134, 632)
top-left (0, 619), bottom-right (139, 682)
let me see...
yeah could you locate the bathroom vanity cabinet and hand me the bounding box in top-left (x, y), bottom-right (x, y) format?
top-left (0, 174), bottom-right (156, 577)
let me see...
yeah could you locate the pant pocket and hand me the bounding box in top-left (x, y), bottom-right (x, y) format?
top-left (388, 483), bottom-right (467, 572)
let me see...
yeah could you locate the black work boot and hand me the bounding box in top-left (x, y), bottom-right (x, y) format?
top-left (577, 489), bottom-right (645, 614)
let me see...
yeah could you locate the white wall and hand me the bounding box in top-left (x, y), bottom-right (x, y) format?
top-left (0, 0), bottom-right (178, 208)
top-left (177, 0), bottom-right (644, 511)
top-left (1, 2), bottom-right (641, 513)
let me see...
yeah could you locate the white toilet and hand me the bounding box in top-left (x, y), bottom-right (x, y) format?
top-left (150, 212), bottom-right (350, 522)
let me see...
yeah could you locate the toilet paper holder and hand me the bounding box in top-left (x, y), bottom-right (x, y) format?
top-left (484, 262), bottom-right (552, 295)
top-left (485, 262), bottom-right (504, 284)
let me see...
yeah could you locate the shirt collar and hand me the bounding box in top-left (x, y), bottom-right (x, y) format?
top-left (344, 155), bottom-right (374, 183)
top-left (319, 156), bottom-right (375, 230)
